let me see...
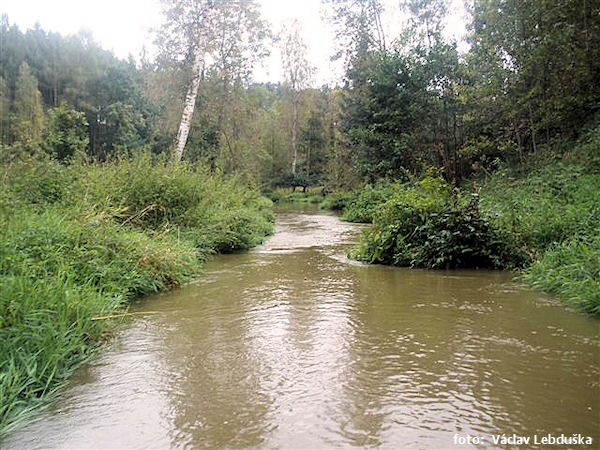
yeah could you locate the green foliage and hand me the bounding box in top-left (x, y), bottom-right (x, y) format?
top-left (99, 102), bottom-right (147, 159)
top-left (43, 103), bottom-right (89, 162)
top-left (0, 20), bottom-right (155, 158)
top-left (0, 277), bottom-right (112, 434)
top-left (0, 152), bottom-right (69, 209)
top-left (12, 62), bottom-right (44, 145)
top-left (267, 187), bottom-right (323, 205)
top-left (343, 50), bottom-right (424, 180)
top-left (479, 164), bottom-right (600, 252)
top-left (70, 153), bottom-right (274, 252)
top-left (468, 0), bottom-right (600, 148)
top-left (351, 176), bottom-right (524, 269)
top-left (0, 152), bottom-right (274, 434)
top-left (477, 160), bottom-right (599, 313)
top-left (341, 182), bottom-right (402, 223)
top-left (318, 191), bottom-right (355, 211)
top-left (0, 206), bottom-right (202, 434)
top-left (522, 237), bottom-right (600, 314)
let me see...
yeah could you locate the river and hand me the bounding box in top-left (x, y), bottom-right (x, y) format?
top-left (4, 207), bottom-right (599, 449)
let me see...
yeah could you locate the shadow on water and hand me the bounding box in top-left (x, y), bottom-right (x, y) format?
top-left (5, 209), bottom-right (599, 449)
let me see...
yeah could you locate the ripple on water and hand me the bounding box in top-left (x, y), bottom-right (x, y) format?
top-left (4, 210), bottom-right (599, 449)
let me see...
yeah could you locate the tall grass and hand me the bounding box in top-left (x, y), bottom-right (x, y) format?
top-left (0, 152), bottom-right (274, 434)
top-left (479, 164), bottom-right (599, 253)
top-left (522, 237), bottom-right (600, 314)
top-left (478, 162), bottom-right (599, 314)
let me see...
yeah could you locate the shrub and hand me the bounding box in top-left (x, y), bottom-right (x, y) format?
top-left (319, 191), bottom-right (355, 211)
top-left (341, 182), bottom-right (402, 223)
top-left (352, 177), bottom-right (524, 269)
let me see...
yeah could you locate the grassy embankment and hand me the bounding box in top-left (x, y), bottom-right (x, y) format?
top-left (0, 152), bottom-right (273, 435)
top-left (319, 132), bottom-right (600, 314)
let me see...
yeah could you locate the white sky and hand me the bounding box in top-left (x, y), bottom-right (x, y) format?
top-left (1, 0), bottom-right (468, 87)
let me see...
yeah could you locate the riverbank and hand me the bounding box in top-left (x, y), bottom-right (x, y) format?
top-left (0, 152), bottom-right (274, 435)
top-left (272, 136), bottom-right (599, 314)
top-left (4, 208), bottom-right (598, 448)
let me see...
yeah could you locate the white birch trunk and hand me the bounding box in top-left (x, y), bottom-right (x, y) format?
top-left (174, 50), bottom-right (204, 163)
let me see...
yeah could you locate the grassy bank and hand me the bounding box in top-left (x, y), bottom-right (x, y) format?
top-left (324, 146), bottom-right (599, 314)
top-left (0, 152), bottom-right (274, 435)
top-left (480, 163), bottom-right (599, 313)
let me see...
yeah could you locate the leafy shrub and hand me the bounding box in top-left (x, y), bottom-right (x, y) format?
top-left (341, 182), bottom-right (402, 223)
top-left (319, 191), bottom-right (355, 211)
top-left (352, 177), bottom-right (524, 269)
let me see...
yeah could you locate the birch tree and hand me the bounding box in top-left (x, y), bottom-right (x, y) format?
top-left (157, 0), bottom-right (269, 163)
top-left (323, 0), bottom-right (386, 72)
top-left (280, 20), bottom-right (313, 176)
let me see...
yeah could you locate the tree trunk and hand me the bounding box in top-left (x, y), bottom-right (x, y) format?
top-left (174, 50), bottom-right (204, 163)
top-left (291, 98), bottom-right (298, 176)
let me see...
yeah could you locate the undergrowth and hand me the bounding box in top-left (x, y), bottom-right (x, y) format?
top-left (339, 145), bottom-right (599, 313)
top-left (350, 176), bottom-right (525, 269)
top-left (0, 151), bottom-right (274, 435)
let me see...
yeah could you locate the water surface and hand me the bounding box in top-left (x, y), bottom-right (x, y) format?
top-left (5, 208), bottom-right (599, 449)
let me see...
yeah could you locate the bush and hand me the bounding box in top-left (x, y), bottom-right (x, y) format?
top-left (351, 177), bottom-right (525, 269)
top-left (340, 182), bottom-right (402, 223)
top-left (319, 191), bottom-right (355, 211)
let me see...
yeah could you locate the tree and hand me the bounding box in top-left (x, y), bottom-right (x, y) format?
top-left (401, 0), bottom-right (447, 48)
top-left (323, 0), bottom-right (386, 68)
top-left (44, 102), bottom-right (89, 162)
top-left (299, 91), bottom-right (328, 184)
top-left (280, 19), bottom-right (313, 176)
top-left (12, 62), bottom-right (44, 144)
top-left (157, 0), bottom-right (269, 163)
top-left (466, 0), bottom-right (600, 160)
top-left (0, 76), bottom-right (10, 146)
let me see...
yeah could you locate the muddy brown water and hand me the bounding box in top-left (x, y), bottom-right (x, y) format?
top-left (4, 207), bottom-right (599, 449)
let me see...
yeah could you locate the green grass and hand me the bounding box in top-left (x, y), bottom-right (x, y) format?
top-left (0, 152), bottom-right (274, 435)
top-left (479, 163), bottom-right (599, 254)
top-left (521, 237), bottom-right (600, 314)
top-left (478, 161), bottom-right (599, 314)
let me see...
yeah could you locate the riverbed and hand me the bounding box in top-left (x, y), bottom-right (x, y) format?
top-left (4, 207), bottom-right (599, 449)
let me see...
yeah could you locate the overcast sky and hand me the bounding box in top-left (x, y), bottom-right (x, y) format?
top-left (2, 0), bottom-right (468, 86)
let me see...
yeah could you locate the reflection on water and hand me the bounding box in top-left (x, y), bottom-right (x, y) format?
top-left (5, 209), bottom-right (599, 449)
